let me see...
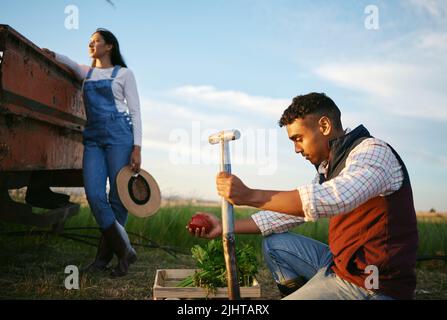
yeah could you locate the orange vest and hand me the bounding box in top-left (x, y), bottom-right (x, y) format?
top-left (325, 126), bottom-right (418, 300)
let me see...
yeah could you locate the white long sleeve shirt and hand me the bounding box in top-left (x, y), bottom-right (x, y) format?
top-left (251, 133), bottom-right (404, 236)
top-left (55, 53), bottom-right (142, 146)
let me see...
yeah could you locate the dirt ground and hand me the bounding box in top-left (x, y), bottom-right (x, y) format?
top-left (0, 235), bottom-right (445, 300)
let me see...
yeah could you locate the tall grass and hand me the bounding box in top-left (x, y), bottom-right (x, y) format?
top-left (416, 216), bottom-right (447, 256)
top-left (4, 205), bottom-right (445, 261)
top-left (66, 206), bottom-right (445, 258)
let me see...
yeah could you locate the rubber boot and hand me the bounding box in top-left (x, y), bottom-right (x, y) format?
top-left (277, 277), bottom-right (307, 298)
top-left (81, 235), bottom-right (114, 273)
top-left (103, 220), bottom-right (137, 278)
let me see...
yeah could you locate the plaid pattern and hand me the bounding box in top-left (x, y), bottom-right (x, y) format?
top-left (252, 137), bottom-right (404, 236)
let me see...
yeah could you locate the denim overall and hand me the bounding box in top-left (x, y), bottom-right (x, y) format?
top-left (82, 66), bottom-right (133, 230)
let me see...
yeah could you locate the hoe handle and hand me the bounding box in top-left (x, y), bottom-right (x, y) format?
top-left (220, 140), bottom-right (241, 300)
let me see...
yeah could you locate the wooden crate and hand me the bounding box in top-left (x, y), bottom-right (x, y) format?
top-left (152, 269), bottom-right (261, 300)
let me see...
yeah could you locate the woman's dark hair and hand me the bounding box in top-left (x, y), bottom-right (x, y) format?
top-left (92, 28), bottom-right (127, 68)
top-left (278, 92), bottom-right (342, 129)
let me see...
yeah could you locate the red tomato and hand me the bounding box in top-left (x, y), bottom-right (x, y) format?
top-left (188, 214), bottom-right (212, 233)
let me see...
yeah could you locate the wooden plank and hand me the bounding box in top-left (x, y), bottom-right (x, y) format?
top-left (152, 269), bottom-right (261, 300)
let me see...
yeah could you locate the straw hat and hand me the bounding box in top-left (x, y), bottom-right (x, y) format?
top-left (116, 166), bottom-right (161, 217)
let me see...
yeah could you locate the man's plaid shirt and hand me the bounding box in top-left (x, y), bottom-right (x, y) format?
top-left (251, 133), bottom-right (404, 236)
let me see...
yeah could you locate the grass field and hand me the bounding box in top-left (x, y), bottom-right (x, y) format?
top-left (0, 204), bottom-right (446, 300)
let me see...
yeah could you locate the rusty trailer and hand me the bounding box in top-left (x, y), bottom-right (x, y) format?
top-left (0, 24), bottom-right (86, 230)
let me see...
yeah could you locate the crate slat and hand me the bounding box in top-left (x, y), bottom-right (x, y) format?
top-left (153, 269), bottom-right (261, 299)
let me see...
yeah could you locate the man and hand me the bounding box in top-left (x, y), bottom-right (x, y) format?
top-left (190, 92), bottom-right (418, 300)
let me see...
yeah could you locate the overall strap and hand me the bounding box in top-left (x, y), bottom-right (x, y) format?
top-left (111, 65), bottom-right (121, 79)
top-left (85, 68), bottom-right (94, 80)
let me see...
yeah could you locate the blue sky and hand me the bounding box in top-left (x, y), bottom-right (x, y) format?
top-left (1, 0), bottom-right (446, 211)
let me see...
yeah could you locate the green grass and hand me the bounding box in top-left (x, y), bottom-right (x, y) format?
top-left (121, 206), bottom-right (447, 258)
top-left (415, 216), bottom-right (447, 257)
top-left (0, 206), bottom-right (446, 299)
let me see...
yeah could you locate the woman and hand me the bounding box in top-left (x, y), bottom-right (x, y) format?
top-left (43, 29), bottom-right (142, 277)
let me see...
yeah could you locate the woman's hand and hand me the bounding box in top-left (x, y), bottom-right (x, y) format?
top-left (186, 212), bottom-right (222, 239)
top-left (42, 48), bottom-right (55, 58)
top-left (130, 145), bottom-right (141, 173)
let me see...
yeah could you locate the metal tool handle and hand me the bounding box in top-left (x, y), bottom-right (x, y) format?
top-left (220, 140), bottom-right (241, 300)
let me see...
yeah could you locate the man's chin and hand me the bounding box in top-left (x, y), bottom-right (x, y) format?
top-left (308, 158), bottom-right (321, 166)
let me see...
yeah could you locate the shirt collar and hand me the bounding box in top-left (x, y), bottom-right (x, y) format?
top-left (318, 127), bottom-right (352, 173)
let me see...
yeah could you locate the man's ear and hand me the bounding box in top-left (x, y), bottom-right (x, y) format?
top-left (318, 116), bottom-right (332, 136)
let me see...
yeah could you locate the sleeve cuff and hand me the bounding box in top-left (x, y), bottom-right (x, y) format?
top-left (297, 184), bottom-right (318, 222)
top-left (251, 212), bottom-right (273, 236)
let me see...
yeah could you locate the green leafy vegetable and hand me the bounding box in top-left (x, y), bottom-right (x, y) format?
top-left (176, 239), bottom-right (258, 294)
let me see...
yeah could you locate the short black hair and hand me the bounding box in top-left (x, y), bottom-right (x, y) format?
top-left (278, 92), bottom-right (342, 129)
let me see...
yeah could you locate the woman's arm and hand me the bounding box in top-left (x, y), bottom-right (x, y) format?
top-left (54, 53), bottom-right (90, 80)
top-left (123, 69), bottom-right (143, 172)
top-left (42, 48), bottom-right (89, 80)
top-left (123, 69), bottom-right (142, 147)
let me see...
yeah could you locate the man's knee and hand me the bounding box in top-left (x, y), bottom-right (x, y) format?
top-left (262, 233), bottom-right (280, 256)
top-left (262, 232), bottom-right (307, 257)
top-left (262, 233), bottom-right (310, 297)
top-left (262, 233), bottom-right (290, 253)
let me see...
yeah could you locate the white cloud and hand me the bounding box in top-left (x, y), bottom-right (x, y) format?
top-left (171, 85), bottom-right (289, 118)
top-left (314, 62), bottom-right (447, 120)
top-left (139, 96), bottom-right (279, 139)
top-left (416, 32), bottom-right (447, 51)
top-left (141, 98), bottom-right (228, 124)
top-left (315, 63), bottom-right (416, 97)
top-left (138, 95), bottom-right (282, 178)
top-left (408, 0), bottom-right (447, 18)
top-left (409, 149), bottom-right (447, 167)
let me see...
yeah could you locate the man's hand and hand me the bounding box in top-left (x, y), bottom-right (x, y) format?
top-left (216, 172), bottom-right (252, 206)
top-left (186, 212), bottom-right (222, 239)
top-left (130, 145), bottom-right (141, 173)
